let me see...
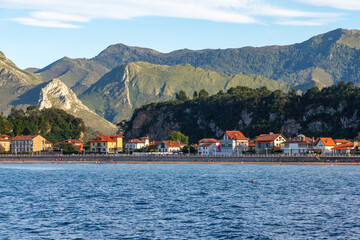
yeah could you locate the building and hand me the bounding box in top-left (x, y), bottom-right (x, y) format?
top-left (254, 133), bottom-right (287, 154)
top-left (139, 137), bottom-right (150, 146)
top-left (125, 139), bottom-right (146, 150)
top-left (59, 139), bottom-right (84, 151)
top-left (44, 140), bottom-right (53, 151)
top-left (11, 135), bottom-right (47, 153)
top-left (89, 135), bottom-right (122, 153)
top-left (332, 143), bottom-right (354, 155)
top-left (281, 134), bottom-right (314, 155)
top-left (157, 140), bottom-right (186, 152)
top-left (198, 138), bottom-right (220, 155)
top-left (110, 135), bottom-right (124, 151)
top-left (220, 130), bottom-right (249, 154)
top-left (0, 135), bottom-right (11, 152)
top-left (313, 138), bottom-right (337, 154)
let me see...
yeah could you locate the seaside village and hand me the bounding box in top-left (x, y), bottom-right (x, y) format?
top-left (1, 130), bottom-right (360, 156)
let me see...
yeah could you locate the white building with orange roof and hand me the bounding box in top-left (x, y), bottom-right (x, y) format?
top-left (198, 138), bottom-right (220, 155)
top-left (0, 135), bottom-right (11, 152)
top-left (281, 134), bottom-right (314, 155)
top-left (332, 143), bottom-right (354, 155)
top-left (313, 137), bottom-right (337, 154)
top-left (254, 132), bottom-right (287, 154)
top-left (125, 139), bottom-right (146, 150)
top-left (220, 130), bottom-right (249, 155)
top-left (157, 140), bottom-right (186, 153)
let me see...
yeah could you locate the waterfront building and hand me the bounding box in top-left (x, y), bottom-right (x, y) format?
top-left (59, 139), bottom-right (84, 151)
top-left (89, 135), bottom-right (122, 153)
top-left (111, 135), bottom-right (124, 151)
top-left (125, 139), bottom-right (146, 150)
top-left (139, 137), bottom-right (150, 146)
top-left (198, 138), bottom-right (220, 155)
top-left (254, 133), bottom-right (287, 154)
top-left (0, 135), bottom-right (10, 152)
top-left (220, 130), bottom-right (249, 155)
top-left (281, 134), bottom-right (314, 155)
top-left (313, 138), bottom-right (337, 154)
top-left (331, 143), bottom-right (354, 155)
top-left (11, 135), bottom-right (47, 153)
top-left (45, 140), bottom-right (53, 151)
top-left (157, 140), bottom-right (186, 152)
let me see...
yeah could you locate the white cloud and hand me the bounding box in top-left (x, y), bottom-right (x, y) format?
top-left (275, 20), bottom-right (325, 26)
top-left (0, 0), bottom-right (344, 28)
top-left (297, 0), bottom-right (360, 10)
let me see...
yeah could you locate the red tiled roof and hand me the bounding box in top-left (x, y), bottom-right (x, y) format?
top-left (140, 137), bottom-right (150, 139)
top-left (198, 138), bottom-right (220, 143)
top-left (334, 139), bottom-right (352, 145)
top-left (332, 143), bottom-right (354, 150)
top-left (248, 140), bottom-right (255, 147)
top-left (254, 133), bottom-right (286, 143)
top-left (45, 140), bottom-right (52, 144)
top-left (125, 139), bottom-right (144, 144)
top-left (160, 140), bottom-right (186, 148)
top-left (223, 131), bottom-right (249, 140)
top-left (0, 137), bottom-right (10, 142)
top-left (283, 135), bottom-right (313, 145)
top-left (150, 140), bottom-right (162, 147)
top-left (315, 137), bottom-right (336, 146)
top-left (60, 139), bottom-right (83, 145)
top-left (12, 135), bottom-right (40, 141)
top-left (111, 134), bottom-right (124, 138)
top-left (89, 135), bottom-right (116, 142)
top-left (0, 135), bottom-right (9, 139)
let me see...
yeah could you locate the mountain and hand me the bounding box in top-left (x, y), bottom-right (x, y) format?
top-left (36, 57), bottom-right (110, 95)
top-left (0, 52), bottom-right (43, 113)
top-left (92, 28), bottom-right (360, 89)
top-left (37, 78), bottom-right (117, 135)
top-left (125, 82), bottom-right (360, 143)
top-left (79, 61), bottom-right (289, 123)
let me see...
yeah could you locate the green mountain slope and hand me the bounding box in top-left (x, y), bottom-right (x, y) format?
top-left (92, 28), bottom-right (360, 89)
top-left (125, 82), bottom-right (360, 143)
top-left (79, 61), bottom-right (289, 123)
top-left (36, 57), bottom-right (110, 95)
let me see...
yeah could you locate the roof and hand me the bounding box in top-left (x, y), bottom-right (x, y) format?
top-left (248, 140), bottom-right (255, 147)
top-left (223, 131), bottom-right (249, 140)
top-left (60, 139), bottom-right (83, 145)
top-left (150, 140), bottom-right (162, 147)
top-left (160, 140), bottom-right (186, 148)
top-left (315, 138), bottom-right (336, 146)
top-left (12, 135), bottom-right (40, 141)
top-left (111, 134), bottom-right (124, 138)
top-left (199, 143), bottom-right (217, 148)
top-left (334, 139), bottom-right (352, 145)
top-left (0, 135), bottom-right (9, 139)
top-left (140, 137), bottom-right (150, 139)
top-left (0, 137), bottom-right (10, 142)
top-left (254, 133), bottom-right (286, 143)
top-left (89, 135), bottom-right (116, 142)
top-left (198, 138), bottom-right (220, 143)
top-left (332, 143), bottom-right (354, 150)
top-left (125, 139), bottom-right (144, 144)
top-left (45, 140), bottom-right (52, 145)
top-left (283, 135), bottom-right (313, 145)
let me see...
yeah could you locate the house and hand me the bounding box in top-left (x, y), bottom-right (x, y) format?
top-left (139, 137), bottom-right (150, 146)
top-left (0, 135), bottom-right (11, 152)
top-left (334, 139), bottom-right (352, 145)
top-left (59, 139), bottom-right (84, 151)
top-left (198, 138), bottom-right (220, 155)
top-left (220, 130), bottom-right (249, 155)
top-left (332, 143), bottom-right (354, 155)
top-left (44, 140), bottom-right (53, 151)
top-left (313, 138), bottom-right (337, 154)
top-left (254, 133), bottom-right (287, 154)
top-left (110, 135), bottom-right (124, 151)
top-left (11, 135), bottom-right (47, 153)
top-left (89, 135), bottom-right (122, 153)
top-left (125, 139), bottom-right (146, 150)
top-left (281, 134), bottom-right (314, 155)
top-left (157, 140), bottom-right (186, 152)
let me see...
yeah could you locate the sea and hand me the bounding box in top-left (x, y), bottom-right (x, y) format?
top-left (0, 163), bottom-right (359, 239)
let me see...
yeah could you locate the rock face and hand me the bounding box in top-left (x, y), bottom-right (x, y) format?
top-left (37, 78), bottom-right (117, 135)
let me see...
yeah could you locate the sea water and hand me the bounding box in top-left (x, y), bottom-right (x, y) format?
top-left (0, 163), bottom-right (359, 239)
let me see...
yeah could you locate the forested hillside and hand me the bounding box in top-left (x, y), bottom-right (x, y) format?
top-left (125, 82), bottom-right (360, 143)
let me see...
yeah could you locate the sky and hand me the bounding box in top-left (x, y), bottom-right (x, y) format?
top-left (1, 0), bottom-right (360, 69)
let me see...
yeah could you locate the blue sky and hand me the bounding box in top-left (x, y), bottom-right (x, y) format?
top-left (1, 0), bottom-right (360, 69)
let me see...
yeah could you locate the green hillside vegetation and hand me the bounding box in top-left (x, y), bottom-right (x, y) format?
top-left (126, 82), bottom-right (360, 143)
top-left (0, 106), bottom-right (85, 143)
top-left (80, 62), bottom-right (289, 123)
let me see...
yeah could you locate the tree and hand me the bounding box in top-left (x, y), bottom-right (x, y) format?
top-left (183, 145), bottom-right (197, 154)
top-left (198, 89), bottom-right (209, 99)
top-left (175, 90), bottom-right (189, 101)
top-left (168, 131), bottom-right (189, 145)
top-left (62, 143), bottom-right (79, 154)
top-left (193, 91), bottom-right (198, 99)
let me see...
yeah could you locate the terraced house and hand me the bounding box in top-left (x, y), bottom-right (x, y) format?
top-left (11, 135), bottom-right (47, 153)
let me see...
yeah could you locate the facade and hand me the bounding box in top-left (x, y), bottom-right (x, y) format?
top-left (254, 133), bottom-right (287, 154)
top-left (157, 140), bottom-right (186, 152)
top-left (89, 135), bottom-right (120, 153)
top-left (0, 135), bottom-right (11, 152)
top-left (125, 139), bottom-right (146, 150)
top-left (198, 138), bottom-right (220, 155)
top-left (313, 138), bottom-right (336, 154)
top-left (220, 130), bottom-right (249, 154)
top-left (281, 134), bottom-right (314, 155)
top-left (11, 135), bottom-right (47, 153)
top-left (111, 135), bottom-right (124, 151)
top-left (59, 139), bottom-right (84, 151)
